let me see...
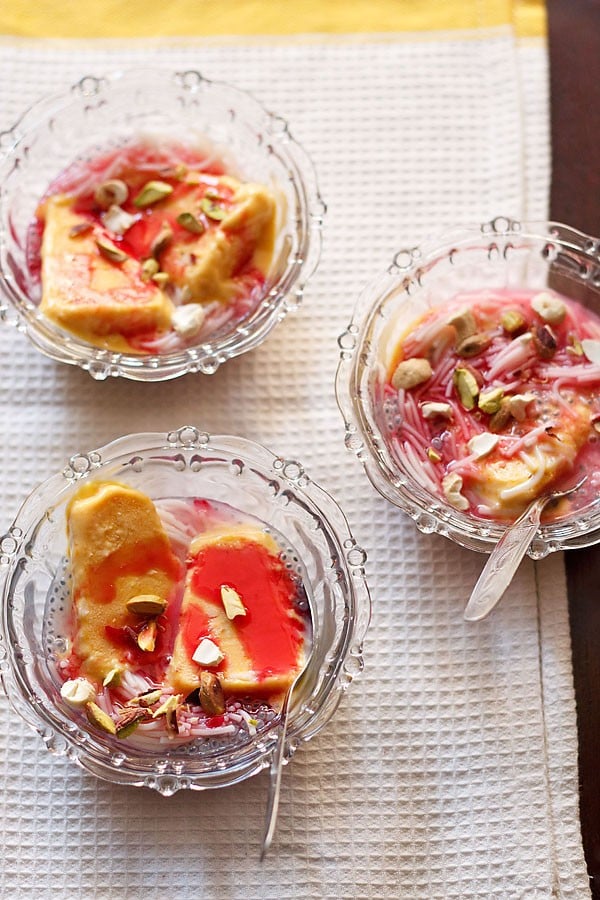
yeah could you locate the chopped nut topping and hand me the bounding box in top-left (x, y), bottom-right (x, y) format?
top-left (427, 447), bottom-right (442, 462)
top-left (115, 706), bottom-right (149, 738)
top-left (192, 637), bottom-right (224, 667)
top-left (500, 309), bottom-right (527, 335)
top-left (199, 671), bottom-right (226, 716)
top-left (420, 401), bottom-right (453, 420)
top-left (442, 473), bottom-right (469, 511)
top-left (581, 339), bottom-right (600, 365)
top-left (531, 291), bottom-right (567, 325)
top-left (60, 677), bottom-right (96, 707)
top-left (467, 433), bottom-right (499, 459)
top-left (489, 398), bottom-right (513, 432)
top-left (453, 367), bottom-right (479, 410)
top-left (478, 387), bottom-right (504, 414)
top-left (137, 619), bottom-right (158, 653)
top-left (94, 179), bottom-right (128, 210)
top-left (391, 358), bottom-right (432, 390)
top-left (508, 393), bottom-right (536, 422)
top-left (200, 197), bottom-right (227, 220)
top-left (95, 236), bottom-right (128, 264)
top-left (102, 667), bottom-right (123, 688)
top-left (447, 307), bottom-right (477, 344)
top-left (455, 332), bottom-right (492, 358)
top-left (150, 223), bottom-right (173, 258)
top-left (177, 211), bottom-right (205, 234)
top-left (532, 324), bottom-right (558, 359)
top-left (68, 221), bottom-right (93, 239)
top-left (86, 701), bottom-right (117, 735)
top-left (126, 594), bottom-right (167, 616)
top-left (171, 303), bottom-right (206, 338)
top-left (140, 258), bottom-right (160, 282)
top-left (151, 272), bottom-right (170, 287)
top-left (102, 204), bottom-right (137, 236)
top-left (133, 180), bottom-right (174, 208)
top-left (220, 585), bottom-right (247, 619)
top-left (127, 689), bottom-right (163, 709)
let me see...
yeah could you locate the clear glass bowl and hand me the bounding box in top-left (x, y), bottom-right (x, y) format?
top-left (336, 217), bottom-right (600, 558)
top-left (0, 427), bottom-right (370, 794)
top-left (0, 69), bottom-right (324, 381)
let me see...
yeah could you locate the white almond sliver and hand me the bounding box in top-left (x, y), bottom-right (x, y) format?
top-left (467, 433), bottom-right (499, 458)
top-left (60, 677), bottom-right (96, 707)
top-left (220, 585), bottom-right (247, 619)
top-left (171, 303), bottom-right (206, 338)
top-left (192, 638), bottom-right (224, 667)
top-left (581, 339), bottom-right (600, 365)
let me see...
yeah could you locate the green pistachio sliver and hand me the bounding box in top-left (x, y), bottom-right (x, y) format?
top-left (95, 237), bottom-right (128, 264)
top-left (86, 701), bottom-right (117, 735)
top-left (150, 223), bottom-right (173, 258)
top-left (133, 180), bottom-right (174, 208)
top-left (141, 258), bottom-right (160, 282)
top-left (200, 197), bottom-right (227, 221)
top-left (177, 211), bottom-right (205, 234)
top-left (501, 309), bottom-right (527, 335)
top-left (478, 386), bottom-right (504, 414)
top-left (453, 367), bottom-right (479, 410)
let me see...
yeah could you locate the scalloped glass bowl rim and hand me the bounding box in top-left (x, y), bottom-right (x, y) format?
top-left (0, 428), bottom-right (370, 792)
top-left (0, 68), bottom-right (325, 381)
top-left (336, 217), bottom-right (600, 557)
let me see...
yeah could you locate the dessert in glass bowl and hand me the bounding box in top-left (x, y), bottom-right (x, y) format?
top-left (0, 429), bottom-right (370, 793)
top-left (0, 69), bottom-right (324, 380)
top-left (336, 218), bottom-right (600, 556)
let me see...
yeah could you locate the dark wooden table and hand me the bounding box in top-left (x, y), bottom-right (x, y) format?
top-left (548, 1), bottom-right (600, 895)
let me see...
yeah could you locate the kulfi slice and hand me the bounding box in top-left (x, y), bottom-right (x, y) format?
top-left (166, 524), bottom-right (306, 699)
top-left (39, 194), bottom-right (174, 351)
top-left (66, 481), bottom-right (182, 683)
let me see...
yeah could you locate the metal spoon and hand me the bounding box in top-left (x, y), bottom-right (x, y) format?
top-left (260, 659), bottom-right (310, 860)
top-left (463, 476), bottom-right (586, 622)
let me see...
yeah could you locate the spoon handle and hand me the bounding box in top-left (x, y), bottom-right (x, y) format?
top-left (260, 683), bottom-right (294, 860)
top-left (463, 496), bottom-right (547, 622)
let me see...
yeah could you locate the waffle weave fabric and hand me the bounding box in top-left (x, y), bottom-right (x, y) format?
top-left (0, 31), bottom-right (589, 899)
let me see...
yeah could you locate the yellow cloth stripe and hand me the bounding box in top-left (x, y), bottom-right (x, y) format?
top-left (0, 0), bottom-right (546, 40)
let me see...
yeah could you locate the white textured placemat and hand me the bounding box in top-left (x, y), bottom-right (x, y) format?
top-left (0, 30), bottom-right (590, 899)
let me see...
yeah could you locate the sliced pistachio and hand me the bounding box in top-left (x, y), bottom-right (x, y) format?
top-left (177, 211), bottom-right (205, 234)
top-left (453, 367), bottom-right (479, 410)
top-left (500, 309), bottom-right (527, 335)
top-left (531, 291), bottom-right (566, 325)
top-left (442, 473), bottom-right (469, 511)
top-left (220, 585), bottom-right (246, 620)
top-left (140, 258), bottom-right (160, 282)
top-left (60, 677), bottom-right (96, 707)
top-left (133, 180), bottom-right (174, 208)
top-left (95, 236), bottom-right (128, 264)
top-left (137, 619), bottom-right (158, 653)
top-left (94, 178), bottom-right (128, 210)
top-left (447, 307), bottom-right (477, 344)
top-left (103, 204), bottom-right (137, 236)
top-left (126, 594), bottom-right (167, 616)
top-left (85, 701), bottom-right (117, 735)
top-left (508, 393), bottom-right (536, 422)
top-left (489, 398), bottom-right (513, 432)
top-left (151, 272), bottom-right (170, 287)
top-left (102, 667), bottom-right (123, 688)
top-left (532, 324), bottom-right (558, 359)
top-left (115, 707), bottom-right (149, 738)
top-left (204, 187), bottom-right (221, 200)
top-left (199, 671), bottom-right (226, 716)
top-left (478, 386), bottom-right (504, 414)
top-left (420, 401), bottom-right (453, 420)
top-left (200, 196), bottom-right (227, 220)
top-left (581, 339), bottom-right (600, 365)
top-left (150, 223), bottom-right (173, 258)
top-left (192, 637), bottom-right (224, 667)
top-left (455, 332), bottom-right (492, 358)
top-left (69, 221), bottom-right (93, 239)
top-left (467, 433), bottom-right (499, 459)
top-left (391, 358), bottom-right (432, 391)
top-left (152, 694), bottom-right (182, 719)
top-left (127, 688), bottom-right (163, 708)
top-left (567, 334), bottom-right (584, 356)
top-left (427, 447), bottom-right (442, 463)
